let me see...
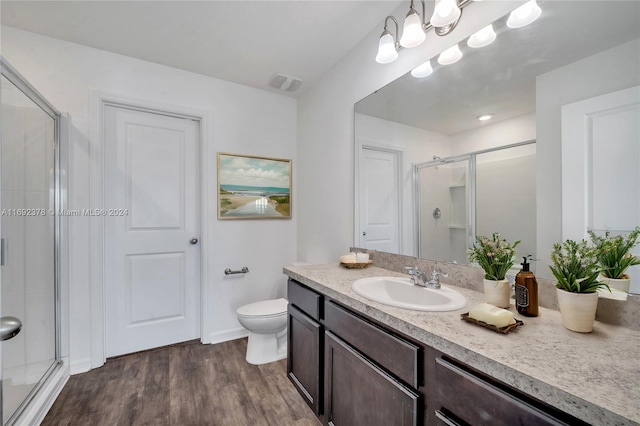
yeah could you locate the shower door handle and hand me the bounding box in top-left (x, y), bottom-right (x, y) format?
top-left (0, 316), bottom-right (22, 341)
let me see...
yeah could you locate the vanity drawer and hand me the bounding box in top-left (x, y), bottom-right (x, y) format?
top-left (435, 358), bottom-right (578, 426)
top-left (288, 279), bottom-right (322, 321)
top-left (324, 300), bottom-right (420, 388)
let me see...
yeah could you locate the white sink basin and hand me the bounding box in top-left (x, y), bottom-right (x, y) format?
top-left (352, 276), bottom-right (467, 312)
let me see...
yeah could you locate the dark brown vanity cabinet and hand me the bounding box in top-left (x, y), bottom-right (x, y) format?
top-left (287, 278), bottom-right (588, 426)
top-left (433, 358), bottom-right (588, 426)
top-left (287, 279), bottom-right (323, 414)
top-left (324, 331), bottom-right (419, 426)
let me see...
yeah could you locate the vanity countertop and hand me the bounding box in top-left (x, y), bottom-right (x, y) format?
top-left (283, 263), bottom-right (640, 426)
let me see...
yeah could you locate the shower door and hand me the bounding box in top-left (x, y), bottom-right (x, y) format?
top-left (416, 158), bottom-right (472, 264)
top-left (1, 63), bottom-right (60, 424)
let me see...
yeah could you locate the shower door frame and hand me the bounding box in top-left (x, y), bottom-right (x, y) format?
top-left (1, 56), bottom-right (64, 425)
top-left (413, 139), bottom-right (536, 258)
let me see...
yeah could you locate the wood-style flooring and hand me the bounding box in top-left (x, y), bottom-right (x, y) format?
top-left (42, 338), bottom-right (321, 426)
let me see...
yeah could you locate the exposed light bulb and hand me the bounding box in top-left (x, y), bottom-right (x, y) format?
top-left (411, 60), bottom-right (433, 78)
top-left (438, 44), bottom-right (462, 65)
top-left (400, 7), bottom-right (426, 48)
top-left (376, 31), bottom-right (398, 64)
top-left (476, 114), bottom-right (493, 121)
top-left (430, 0), bottom-right (461, 28)
top-left (507, 0), bottom-right (542, 29)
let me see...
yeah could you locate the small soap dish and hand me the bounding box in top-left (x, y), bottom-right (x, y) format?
top-left (460, 313), bottom-right (523, 334)
top-left (340, 260), bottom-right (372, 269)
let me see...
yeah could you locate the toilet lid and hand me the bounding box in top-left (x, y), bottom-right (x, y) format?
top-left (237, 298), bottom-right (288, 317)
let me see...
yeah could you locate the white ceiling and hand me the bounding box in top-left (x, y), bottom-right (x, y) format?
top-left (1, 0), bottom-right (403, 96)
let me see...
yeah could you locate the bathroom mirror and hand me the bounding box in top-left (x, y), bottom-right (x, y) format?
top-left (354, 1), bottom-right (640, 284)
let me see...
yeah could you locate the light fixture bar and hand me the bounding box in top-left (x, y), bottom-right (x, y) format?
top-left (374, 0), bottom-right (476, 64)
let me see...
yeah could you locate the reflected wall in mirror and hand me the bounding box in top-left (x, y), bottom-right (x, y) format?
top-left (354, 1), bottom-right (639, 283)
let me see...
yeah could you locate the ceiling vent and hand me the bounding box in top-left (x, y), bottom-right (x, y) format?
top-left (269, 73), bottom-right (303, 92)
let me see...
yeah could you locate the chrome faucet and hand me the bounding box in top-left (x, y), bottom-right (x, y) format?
top-left (404, 266), bottom-right (428, 286)
top-left (405, 267), bottom-right (447, 289)
top-left (427, 270), bottom-right (448, 289)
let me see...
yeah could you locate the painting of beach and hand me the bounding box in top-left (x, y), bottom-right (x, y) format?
top-left (218, 153), bottom-right (291, 219)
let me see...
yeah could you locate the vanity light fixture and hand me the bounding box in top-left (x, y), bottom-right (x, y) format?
top-left (411, 60), bottom-right (434, 78)
top-left (399, 0), bottom-right (427, 48)
top-left (376, 16), bottom-right (400, 64)
top-left (376, 0), bottom-right (474, 64)
top-left (438, 44), bottom-right (463, 65)
top-left (506, 0), bottom-right (542, 29)
top-left (476, 114), bottom-right (493, 121)
top-left (467, 24), bottom-right (496, 48)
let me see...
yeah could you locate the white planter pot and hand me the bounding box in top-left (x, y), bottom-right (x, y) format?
top-left (483, 279), bottom-right (511, 308)
top-left (599, 274), bottom-right (631, 293)
top-left (556, 288), bottom-right (599, 333)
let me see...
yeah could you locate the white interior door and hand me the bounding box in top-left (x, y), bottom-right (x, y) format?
top-left (104, 105), bottom-right (200, 357)
top-left (562, 85), bottom-right (640, 292)
top-left (359, 148), bottom-right (400, 253)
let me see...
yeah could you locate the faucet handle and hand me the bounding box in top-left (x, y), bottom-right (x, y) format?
top-left (430, 269), bottom-right (448, 279)
top-left (404, 266), bottom-right (419, 274)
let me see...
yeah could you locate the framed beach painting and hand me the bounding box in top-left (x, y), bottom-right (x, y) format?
top-left (217, 153), bottom-right (292, 220)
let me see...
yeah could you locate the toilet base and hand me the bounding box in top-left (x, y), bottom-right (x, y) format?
top-left (245, 331), bottom-right (287, 365)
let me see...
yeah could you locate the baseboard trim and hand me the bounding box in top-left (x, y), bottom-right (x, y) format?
top-left (210, 327), bottom-right (249, 344)
top-left (13, 359), bottom-right (69, 425)
top-left (70, 357), bottom-right (92, 375)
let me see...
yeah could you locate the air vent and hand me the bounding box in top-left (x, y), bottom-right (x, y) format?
top-left (268, 73), bottom-right (303, 92)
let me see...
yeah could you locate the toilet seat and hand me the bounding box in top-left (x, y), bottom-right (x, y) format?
top-left (237, 298), bottom-right (288, 319)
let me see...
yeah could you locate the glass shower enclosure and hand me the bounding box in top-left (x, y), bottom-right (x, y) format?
top-left (415, 141), bottom-right (536, 267)
top-left (1, 58), bottom-right (62, 424)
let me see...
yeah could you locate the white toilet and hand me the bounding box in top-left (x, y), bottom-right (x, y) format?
top-left (237, 298), bottom-right (288, 365)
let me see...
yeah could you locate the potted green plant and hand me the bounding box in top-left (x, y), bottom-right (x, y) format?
top-left (588, 227), bottom-right (640, 293)
top-left (549, 239), bottom-right (610, 333)
top-left (469, 233), bottom-right (520, 308)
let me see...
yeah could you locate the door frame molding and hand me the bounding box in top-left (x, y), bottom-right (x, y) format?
top-left (89, 91), bottom-right (210, 369)
top-left (354, 138), bottom-right (404, 253)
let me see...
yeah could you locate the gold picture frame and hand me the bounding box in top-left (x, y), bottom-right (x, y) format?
top-left (217, 152), bottom-right (292, 220)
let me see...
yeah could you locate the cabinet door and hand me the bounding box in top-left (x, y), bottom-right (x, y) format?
top-left (324, 331), bottom-right (419, 426)
top-left (435, 358), bottom-right (574, 426)
top-left (288, 304), bottom-right (322, 414)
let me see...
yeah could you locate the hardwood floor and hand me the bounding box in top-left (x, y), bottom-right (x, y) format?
top-left (43, 339), bottom-right (321, 426)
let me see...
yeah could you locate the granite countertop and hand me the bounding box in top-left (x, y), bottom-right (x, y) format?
top-left (283, 263), bottom-right (640, 426)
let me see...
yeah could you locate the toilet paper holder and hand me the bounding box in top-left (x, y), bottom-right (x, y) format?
top-left (225, 266), bottom-right (250, 275)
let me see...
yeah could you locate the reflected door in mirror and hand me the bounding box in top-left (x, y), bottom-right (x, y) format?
top-left (359, 148), bottom-right (400, 253)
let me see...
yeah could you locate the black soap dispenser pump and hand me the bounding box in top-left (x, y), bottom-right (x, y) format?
top-left (515, 256), bottom-right (539, 317)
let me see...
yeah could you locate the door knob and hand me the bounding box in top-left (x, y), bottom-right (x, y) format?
top-left (189, 238), bottom-right (199, 245)
top-left (362, 231), bottom-right (367, 236)
top-left (1, 316), bottom-right (22, 341)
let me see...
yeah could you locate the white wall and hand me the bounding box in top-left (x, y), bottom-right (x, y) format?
top-left (536, 38), bottom-right (640, 278)
top-left (450, 112), bottom-right (536, 155)
top-left (297, 1), bottom-right (521, 263)
top-left (476, 153), bottom-right (537, 264)
top-left (355, 113), bottom-right (450, 255)
top-left (1, 27), bottom-right (297, 371)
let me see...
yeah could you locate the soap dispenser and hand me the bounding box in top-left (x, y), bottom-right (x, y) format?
top-left (515, 256), bottom-right (539, 317)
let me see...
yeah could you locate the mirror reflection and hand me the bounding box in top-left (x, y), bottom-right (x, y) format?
top-left (354, 1), bottom-right (639, 282)
top-left (416, 142), bottom-right (536, 265)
